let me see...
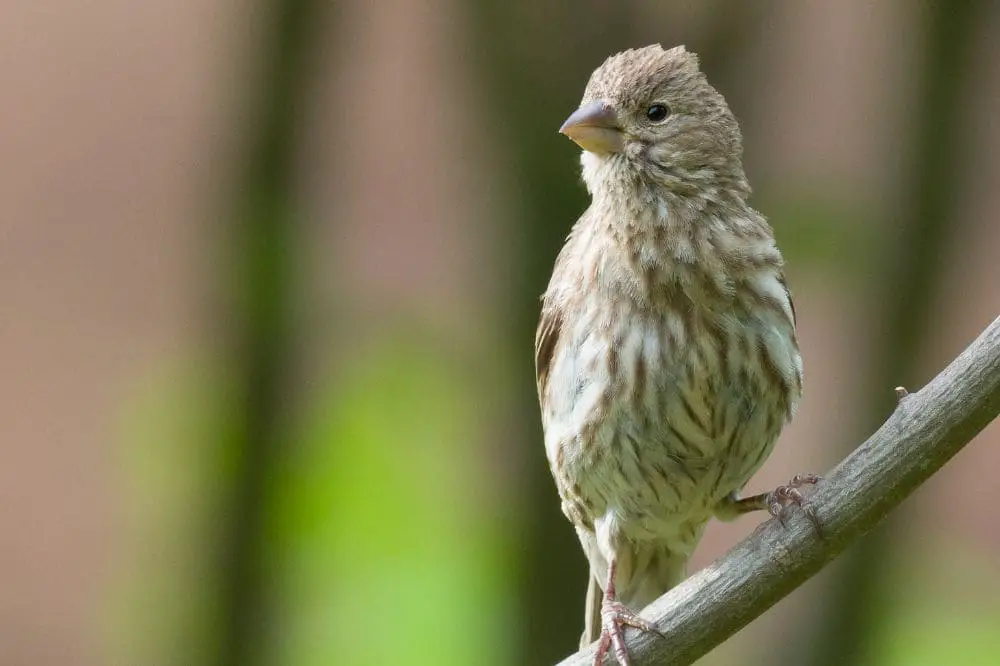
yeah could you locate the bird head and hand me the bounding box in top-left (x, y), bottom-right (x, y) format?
top-left (560, 45), bottom-right (747, 197)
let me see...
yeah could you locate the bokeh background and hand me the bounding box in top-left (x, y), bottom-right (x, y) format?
top-left (2, 1), bottom-right (999, 665)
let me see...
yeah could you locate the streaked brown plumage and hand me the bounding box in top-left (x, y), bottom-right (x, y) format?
top-left (536, 45), bottom-right (803, 665)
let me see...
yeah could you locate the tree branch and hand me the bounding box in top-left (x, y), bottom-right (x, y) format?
top-left (557, 315), bottom-right (1000, 666)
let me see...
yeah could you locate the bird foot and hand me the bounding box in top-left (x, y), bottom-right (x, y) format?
top-left (762, 474), bottom-right (822, 532)
top-left (593, 599), bottom-right (660, 666)
top-left (763, 473), bottom-right (821, 516)
top-left (717, 473), bottom-right (822, 519)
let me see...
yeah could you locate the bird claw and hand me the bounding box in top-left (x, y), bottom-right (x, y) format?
top-left (766, 474), bottom-right (820, 515)
top-left (766, 474), bottom-right (822, 531)
top-left (594, 600), bottom-right (660, 666)
top-left (717, 474), bottom-right (821, 520)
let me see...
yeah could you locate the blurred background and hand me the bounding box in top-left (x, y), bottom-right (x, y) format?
top-left (2, 1), bottom-right (999, 665)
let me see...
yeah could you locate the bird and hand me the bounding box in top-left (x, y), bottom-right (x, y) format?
top-left (535, 44), bottom-right (815, 665)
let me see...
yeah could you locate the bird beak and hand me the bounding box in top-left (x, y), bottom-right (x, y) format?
top-left (559, 100), bottom-right (623, 154)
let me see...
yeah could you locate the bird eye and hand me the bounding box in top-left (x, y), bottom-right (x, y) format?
top-left (646, 104), bottom-right (670, 122)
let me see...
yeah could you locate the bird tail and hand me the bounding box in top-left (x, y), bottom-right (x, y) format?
top-left (581, 572), bottom-right (603, 649)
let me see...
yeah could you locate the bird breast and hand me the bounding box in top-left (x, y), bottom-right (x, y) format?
top-left (541, 245), bottom-right (798, 543)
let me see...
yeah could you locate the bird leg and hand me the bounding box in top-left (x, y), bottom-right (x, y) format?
top-left (717, 474), bottom-right (822, 525)
top-left (593, 559), bottom-right (660, 666)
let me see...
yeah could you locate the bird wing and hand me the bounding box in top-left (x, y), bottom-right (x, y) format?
top-left (536, 209), bottom-right (591, 399)
top-left (534, 302), bottom-right (562, 398)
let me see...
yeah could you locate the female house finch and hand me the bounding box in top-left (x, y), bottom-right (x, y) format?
top-left (535, 45), bottom-right (812, 665)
